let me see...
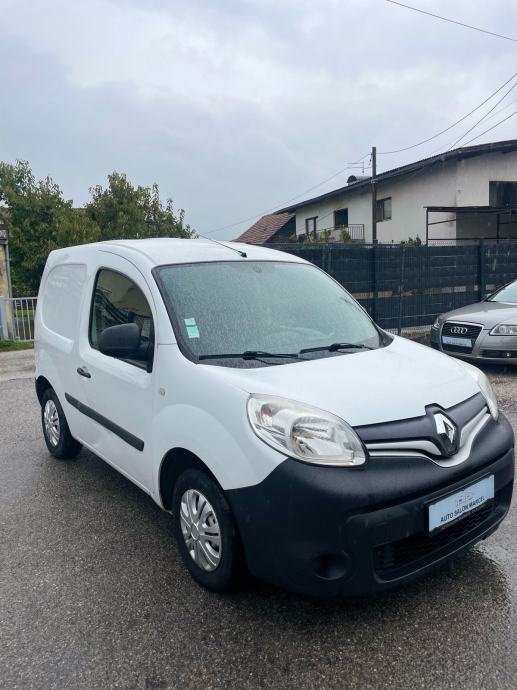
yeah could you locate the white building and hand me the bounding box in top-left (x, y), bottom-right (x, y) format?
top-left (236, 140), bottom-right (517, 245)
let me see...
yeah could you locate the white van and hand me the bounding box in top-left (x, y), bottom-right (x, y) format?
top-left (35, 239), bottom-right (514, 596)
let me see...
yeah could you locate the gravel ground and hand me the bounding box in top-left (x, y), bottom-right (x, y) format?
top-left (0, 357), bottom-right (516, 690)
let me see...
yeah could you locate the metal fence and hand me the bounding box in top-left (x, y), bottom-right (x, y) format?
top-left (0, 296), bottom-right (37, 341)
top-left (270, 240), bottom-right (517, 334)
top-left (316, 225), bottom-right (365, 242)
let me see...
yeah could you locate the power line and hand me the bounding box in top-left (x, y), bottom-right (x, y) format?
top-left (425, 94), bottom-right (517, 157)
top-left (204, 153), bottom-right (370, 236)
top-left (447, 80), bottom-right (517, 150)
top-left (476, 96), bottom-right (517, 125)
top-left (385, 0), bottom-right (517, 43)
top-left (460, 109), bottom-right (517, 147)
top-left (378, 70), bottom-right (517, 154)
top-left (388, 105), bottom-right (517, 190)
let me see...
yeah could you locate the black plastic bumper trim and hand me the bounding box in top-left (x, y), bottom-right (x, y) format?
top-left (226, 415), bottom-right (514, 597)
top-left (65, 393), bottom-right (144, 451)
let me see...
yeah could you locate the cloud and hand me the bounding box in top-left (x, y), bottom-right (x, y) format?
top-left (1, 0), bottom-right (516, 237)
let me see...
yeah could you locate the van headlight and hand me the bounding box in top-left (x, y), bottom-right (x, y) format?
top-left (455, 359), bottom-right (499, 420)
top-left (247, 395), bottom-right (366, 466)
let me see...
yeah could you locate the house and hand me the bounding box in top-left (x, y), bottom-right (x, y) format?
top-left (235, 140), bottom-right (517, 244)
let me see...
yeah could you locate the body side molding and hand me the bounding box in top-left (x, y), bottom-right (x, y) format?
top-left (65, 393), bottom-right (145, 451)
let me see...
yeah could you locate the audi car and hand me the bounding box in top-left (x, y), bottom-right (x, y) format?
top-left (431, 279), bottom-right (517, 364)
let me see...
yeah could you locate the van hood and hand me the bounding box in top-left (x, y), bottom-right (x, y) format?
top-left (203, 336), bottom-right (480, 427)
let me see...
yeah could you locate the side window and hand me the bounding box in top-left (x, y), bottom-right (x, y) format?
top-left (90, 269), bottom-right (154, 370)
top-left (41, 264), bottom-right (87, 339)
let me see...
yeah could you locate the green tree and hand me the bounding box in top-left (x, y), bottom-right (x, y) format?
top-left (0, 160), bottom-right (100, 295)
top-left (86, 172), bottom-right (192, 240)
top-left (0, 163), bottom-right (192, 295)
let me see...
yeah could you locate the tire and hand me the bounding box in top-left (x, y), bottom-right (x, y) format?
top-left (41, 388), bottom-right (82, 460)
top-left (172, 469), bottom-right (245, 592)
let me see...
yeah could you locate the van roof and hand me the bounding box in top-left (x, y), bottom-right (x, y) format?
top-left (58, 238), bottom-right (305, 268)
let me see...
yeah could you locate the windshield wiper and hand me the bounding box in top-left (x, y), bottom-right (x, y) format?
top-left (299, 342), bottom-right (373, 354)
top-left (198, 350), bottom-right (300, 361)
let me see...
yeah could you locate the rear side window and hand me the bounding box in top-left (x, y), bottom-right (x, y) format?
top-left (41, 264), bottom-right (87, 339)
top-left (90, 269), bottom-right (154, 369)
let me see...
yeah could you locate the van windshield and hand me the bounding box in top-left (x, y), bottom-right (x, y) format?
top-left (155, 261), bottom-right (384, 366)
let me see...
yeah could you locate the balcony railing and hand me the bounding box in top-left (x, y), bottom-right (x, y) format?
top-left (316, 224), bottom-right (365, 242)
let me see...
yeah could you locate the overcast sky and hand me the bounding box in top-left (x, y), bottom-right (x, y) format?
top-left (1, 0), bottom-right (516, 238)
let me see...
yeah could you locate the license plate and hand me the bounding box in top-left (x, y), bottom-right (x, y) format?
top-left (442, 335), bottom-right (472, 347)
top-left (428, 476), bottom-right (494, 532)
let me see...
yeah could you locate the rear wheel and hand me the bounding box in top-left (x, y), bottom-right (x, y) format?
top-left (41, 388), bottom-right (82, 460)
top-left (172, 469), bottom-right (245, 592)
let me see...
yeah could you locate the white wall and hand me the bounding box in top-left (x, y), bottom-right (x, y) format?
top-left (295, 190), bottom-right (371, 239)
top-left (456, 150), bottom-right (517, 205)
top-left (293, 149), bottom-right (517, 243)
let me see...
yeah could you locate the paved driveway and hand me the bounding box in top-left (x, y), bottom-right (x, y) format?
top-left (0, 348), bottom-right (35, 382)
top-left (1, 355), bottom-right (517, 689)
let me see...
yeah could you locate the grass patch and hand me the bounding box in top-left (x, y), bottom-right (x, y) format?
top-left (0, 340), bottom-right (34, 352)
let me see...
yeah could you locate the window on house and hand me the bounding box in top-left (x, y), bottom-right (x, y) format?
top-left (334, 209), bottom-right (349, 227)
top-left (376, 197), bottom-right (392, 222)
top-left (489, 181), bottom-right (517, 207)
top-left (305, 217), bottom-right (317, 237)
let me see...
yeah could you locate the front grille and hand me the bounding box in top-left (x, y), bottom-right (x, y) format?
top-left (441, 322), bottom-right (482, 354)
top-left (373, 500), bottom-right (495, 577)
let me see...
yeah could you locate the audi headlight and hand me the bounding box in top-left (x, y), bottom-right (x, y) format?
top-left (455, 359), bottom-right (499, 420)
top-left (432, 316), bottom-right (443, 329)
top-left (490, 324), bottom-right (517, 336)
top-left (247, 395), bottom-right (366, 466)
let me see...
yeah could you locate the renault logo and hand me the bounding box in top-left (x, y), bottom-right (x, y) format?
top-left (433, 412), bottom-right (458, 456)
top-left (450, 326), bottom-right (468, 335)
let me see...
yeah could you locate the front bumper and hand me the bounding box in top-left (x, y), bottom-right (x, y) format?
top-left (431, 324), bottom-right (517, 364)
top-left (226, 414), bottom-right (514, 597)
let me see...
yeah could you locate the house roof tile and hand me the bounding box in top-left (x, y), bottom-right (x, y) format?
top-left (234, 212), bottom-right (294, 244)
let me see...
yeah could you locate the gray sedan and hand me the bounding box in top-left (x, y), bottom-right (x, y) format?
top-left (431, 280), bottom-right (517, 364)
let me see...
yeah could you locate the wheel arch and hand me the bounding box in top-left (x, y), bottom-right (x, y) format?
top-left (35, 375), bottom-right (53, 404)
top-left (159, 447), bottom-right (221, 511)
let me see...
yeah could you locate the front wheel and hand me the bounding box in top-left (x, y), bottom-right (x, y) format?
top-left (172, 469), bottom-right (245, 592)
top-left (41, 388), bottom-right (82, 460)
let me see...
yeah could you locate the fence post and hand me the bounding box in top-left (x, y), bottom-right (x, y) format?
top-left (478, 239), bottom-right (485, 300)
top-left (397, 244), bottom-right (406, 335)
top-left (0, 297), bottom-right (7, 340)
top-left (371, 244), bottom-right (377, 322)
top-left (326, 243), bottom-right (333, 275)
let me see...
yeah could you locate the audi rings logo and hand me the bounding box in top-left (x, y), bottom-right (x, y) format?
top-left (450, 326), bottom-right (468, 335)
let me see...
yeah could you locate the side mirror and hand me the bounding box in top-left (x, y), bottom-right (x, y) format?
top-left (99, 323), bottom-right (141, 358)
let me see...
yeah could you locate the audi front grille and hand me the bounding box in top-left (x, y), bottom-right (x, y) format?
top-left (441, 322), bottom-right (482, 354)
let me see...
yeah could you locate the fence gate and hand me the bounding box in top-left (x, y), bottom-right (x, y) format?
top-left (0, 297), bottom-right (38, 341)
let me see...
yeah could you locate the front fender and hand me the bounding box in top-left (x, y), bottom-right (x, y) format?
top-left (151, 401), bottom-right (285, 499)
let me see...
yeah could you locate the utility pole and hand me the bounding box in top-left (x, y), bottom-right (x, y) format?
top-left (371, 145), bottom-right (377, 244)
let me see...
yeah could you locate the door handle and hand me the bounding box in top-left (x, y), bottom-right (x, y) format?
top-left (77, 366), bottom-right (91, 379)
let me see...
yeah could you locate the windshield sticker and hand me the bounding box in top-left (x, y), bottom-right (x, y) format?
top-left (184, 317), bottom-right (200, 339)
